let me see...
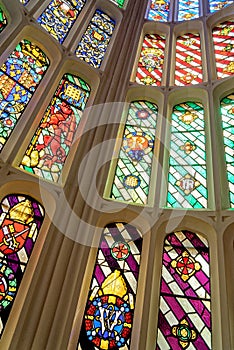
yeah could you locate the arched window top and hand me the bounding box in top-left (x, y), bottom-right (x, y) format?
top-left (19, 73), bottom-right (91, 183)
top-left (0, 194), bottom-right (44, 336)
top-left (0, 6), bottom-right (7, 33)
top-left (37, 0), bottom-right (87, 44)
top-left (78, 222), bottom-right (143, 349)
top-left (0, 39), bottom-right (50, 151)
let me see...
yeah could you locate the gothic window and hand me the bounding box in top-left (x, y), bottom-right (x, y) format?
top-left (37, 0), bottom-right (87, 44)
top-left (78, 222), bottom-right (142, 350)
top-left (166, 101), bottom-right (207, 208)
top-left (146, 0), bottom-right (170, 22)
top-left (212, 21), bottom-right (234, 79)
top-left (0, 194), bottom-right (44, 336)
top-left (155, 230), bottom-right (212, 350)
top-left (0, 39), bottom-right (50, 151)
top-left (0, 6), bottom-right (7, 33)
top-left (174, 33), bottom-right (203, 86)
top-left (19, 73), bottom-right (91, 182)
top-left (177, 0), bottom-right (200, 21)
top-left (136, 34), bottom-right (166, 86)
top-left (75, 9), bottom-right (115, 69)
top-left (209, 0), bottom-right (234, 13)
top-left (220, 94), bottom-right (234, 208)
top-left (109, 100), bottom-right (158, 205)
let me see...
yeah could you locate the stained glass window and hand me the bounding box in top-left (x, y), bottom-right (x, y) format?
top-left (37, 0), bottom-right (86, 44)
top-left (209, 0), bottom-right (234, 13)
top-left (136, 34), bottom-right (165, 86)
top-left (155, 230), bottom-right (212, 350)
top-left (146, 0), bottom-right (170, 22)
top-left (110, 0), bottom-right (125, 8)
top-left (20, 73), bottom-right (90, 182)
top-left (0, 39), bottom-right (50, 151)
top-left (220, 94), bottom-right (234, 208)
top-left (19, 0), bottom-right (30, 4)
top-left (0, 7), bottom-right (7, 33)
top-left (177, 0), bottom-right (200, 21)
top-left (110, 101), bottom-right (158, 205)
top-left (0, 194), bottom-right (44, 336)
top-left (75, 9), bottom-right (115, 69)
top-left (212, 21), bottom-right (234, 79)
top-left (78, 222), bottom-right (142, 350)
top-left (174, 33), bottom-right (203, 86)
top-left (167, 102), bottom-right (207, 208)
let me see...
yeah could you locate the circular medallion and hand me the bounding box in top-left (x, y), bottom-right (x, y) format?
top-left (136, 110), bottom-right (150, 119)
top-left (123, 175), bottom-right (141, 189)
top-left (111, 241), bottom-right (130, 260)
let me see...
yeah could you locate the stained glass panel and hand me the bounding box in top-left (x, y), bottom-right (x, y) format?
top-left (136, 34), bottom-right (165, 86)
top-left (20, 73), bottom-right (90, 182)
top-left (78, 222), bottom-right (142, 350)
top-left (167, 102), bottom-right (207, 208)
top-left (220, 94), bottom-right (234, 208)
top-left (209, 0), bottom-right (234, 13)
top-left (174, 33), bottom-right (203, 86)
top-left (75, 9), bottom-right (115, 69)
top-left (37, 0), bottom-right (86, 44)
top-left (110, 101), bottom-right (157, 204)
top-left (155, 230), bottom-right (212, 350)
top-left (19, 0), bottom-right (30, 4)
top-left (212, 21), bottom-right (234, 79)
top-left (109, 0), bottom-right (125, 8)
top-left (146, 0), bottom-right (170, 22)
top-left (177, 0), bottom-right (199, 21)
top-left (0, 7), bottom-right (7, 33)
top-left (0, 194), bottom-right (44, 336)
top-left (0, 40), bottom-right (50, 151)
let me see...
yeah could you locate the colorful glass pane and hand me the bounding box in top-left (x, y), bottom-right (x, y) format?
top-left (212, 21), bottom-right (234, 79)
top-left (19, 0), bottom-right (30, 4)
top-left (155, 230), bottom-right (212, 350)
top-left (146, 0), bottom-right (170, 22)
top-left (37, 0), bottom-right (86, 44)
top-left (0, 40), bottom-right (50, 151)
top-left (110, 101), bottom-right (158, 204)
top-left (136, 34), bottom-right (165, 86)
top-left (19, 73), bottom-right (90, 182)
top-left (78, 222), bottom-right (142, 350)
top-left (209, 0), bottom-right (234, 13)
top-left (167, 102), bottom-right (207, 208)
top-left (220, 94), bottom-right (234, 208)
top-left (75, 9), bottom-right (115, 69)
top-left (0, 194), bottom-right (44, 336)
top-left (0, 7), bottom-right (7, 33)
top-left (109, 0), bottom-right (125, 8)
top-left (177, 0), bottom-right (199, 21)
top-left (174, 33), bottom-right (203, 86)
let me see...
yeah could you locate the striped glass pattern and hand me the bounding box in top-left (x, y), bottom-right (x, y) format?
top-left (174, 33), bottom-right (203, 86)
top-left (155, 230), bottom-right (212, 350)
top-left (209, 0), bottom-right (234, 13)
top-left (167, 102), bottom-right (207, 208)
top-left (146, 0), bottom-right (170, 22)
top-left (177, 0), bottom-right (200, 21)
top-left (212, 21), bottom-right (234, 79)
top-left (136, 34), bottom-right (165, 86)
top-left (78, 222), bottom-right (142, 350)
top-left (220, 94), bottom-right (234, 207)
top-left (110, 101), bottom-right (158, 205)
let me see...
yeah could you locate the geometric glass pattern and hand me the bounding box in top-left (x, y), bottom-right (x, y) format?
top-left (19, 73), bottom-right (91, 182)
top-left (110, 101), bottom-right (158, 205)
top-left (0, 194), bottom-right (44, 337)
top-left (146, 0), bottom-right (170, 22)
top-left (0, 39), bottom-right (50, 151)
top-left (0, 6), bottom-right (7, 33)
top-left (174, 34), bottom-right (203, 86)
top-left (212, 21), bottom-right (234, 79)
top-left (75, 9), bottom-right (115, 69)
top-left (136, 34), bottom-right (165, 86)
top-left (155, 230), bottom-right (212, 350)
top-left (177, 0), bottom-right (200, 21)
top-left (37, 0), bottom-right (86, 44)
top-left (78, 222), bottom-right (142, 350)
top-left (109, 0), bottom-right (125, 8)
top-left (209, 0), bottom-right (234, 13)
top-left (167, 101), bottom-right (207, 208)
top-left (220, 94), bottom-right (234, 208)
